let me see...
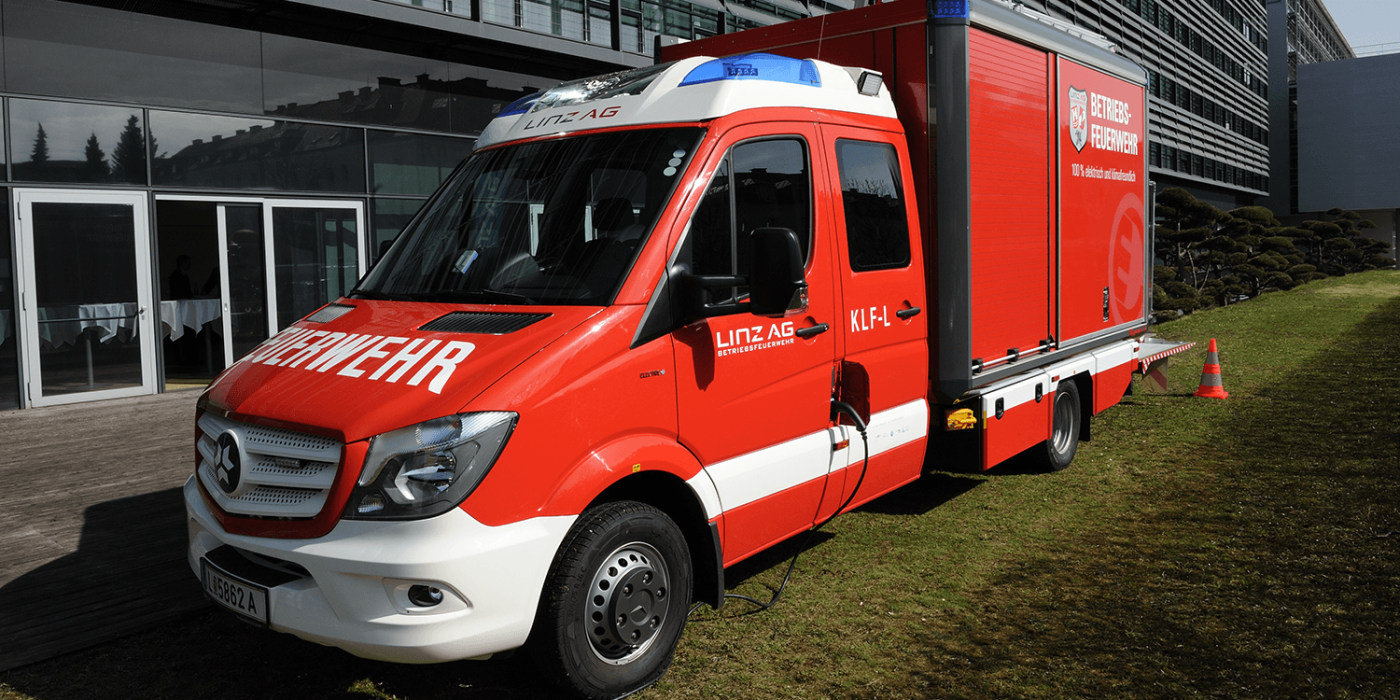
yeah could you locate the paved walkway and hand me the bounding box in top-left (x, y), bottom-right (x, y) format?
top-left (0, 390), bottom-right (208, 671)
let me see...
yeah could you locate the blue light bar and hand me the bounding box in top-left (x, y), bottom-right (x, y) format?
top-left (931, 0), bottom-right (969, 18)
top-left (678, 53), bottom-right (821, 88)
top-left (497, 92), bottom-right (542, 117)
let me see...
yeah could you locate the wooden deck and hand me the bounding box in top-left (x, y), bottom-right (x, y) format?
top-left (0, 391), bottom-right (209, 671)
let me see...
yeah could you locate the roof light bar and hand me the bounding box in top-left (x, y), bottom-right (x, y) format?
top-left (931, 0), bottom-right (970, 18)
top-left (497, 92), bottom-right (542, 117)
top-left (678, 53), bottom-right (822, 88)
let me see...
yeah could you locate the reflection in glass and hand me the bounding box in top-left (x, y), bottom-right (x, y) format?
top-left (0, 193), bottom-right (17, 410)
top-left (150, 111), bottom-right (366, 193)
top-left (263, 33), bottom-right (452, 132)
top-left (257, 34), bottom-right (549, 136)
top-left (32, 203), bottom-right (144, 396)
top-left (836, 139), bottom-right (910, 271)
top-left (358, 128), bottom-right (702, 306)
top-left (224, 206), bottom-right (271, 361)
top-left (4, 0), bottom-right (263, 113)
top-left (371, 199), bottom-right (428, 265)
top-left (369, 131), bottom-right (474, 196)
top-left (273, 208), bottom-right (359, 330)
top-left (10, 99), bottom-right (147, 185)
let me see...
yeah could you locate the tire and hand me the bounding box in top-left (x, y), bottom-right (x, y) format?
top-left (530, 501), bottom-right (692, 700)
top-left (1040, 379), bottom-right (1082, 472)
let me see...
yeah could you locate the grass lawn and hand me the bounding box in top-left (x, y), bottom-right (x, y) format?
top-left (3, 270), bottom-right (1397, 700)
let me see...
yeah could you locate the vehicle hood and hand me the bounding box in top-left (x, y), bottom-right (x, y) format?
top-left (199, 300), bottom-right (602, 443)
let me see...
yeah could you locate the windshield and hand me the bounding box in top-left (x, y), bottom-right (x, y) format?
top-left (356, 127), bottom-right (704, 306)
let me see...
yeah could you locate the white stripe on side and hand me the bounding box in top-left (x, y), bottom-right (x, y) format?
top-left (977, 337), bottom-right (1140, 417)
top-left (700, 398), bottom-right (931, 515)
top-left (685, 469), bottom-right (724, 521)
top-left (703, 431), bottom-right (833, 514)
top-left (833, 398), bottom-right (930, 471)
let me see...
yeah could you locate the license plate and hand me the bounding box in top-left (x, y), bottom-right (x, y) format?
top-left (201, 558), bottom-right (269, 626)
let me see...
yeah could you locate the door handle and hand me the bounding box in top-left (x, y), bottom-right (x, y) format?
top-left (896, 306), bottom-right (922, 319)
top-left (795, 322), bottom-right (829, 339)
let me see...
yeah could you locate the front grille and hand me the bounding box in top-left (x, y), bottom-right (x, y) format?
top-left (419, 311), bottom-right (551, 334)
top-left (197, 412), bottom-right (342, 519)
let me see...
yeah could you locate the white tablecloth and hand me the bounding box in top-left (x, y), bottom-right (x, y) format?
top-left (37, 303), bottom-right (141, 349)
top-left (160, 299), bottom-right (223, 341)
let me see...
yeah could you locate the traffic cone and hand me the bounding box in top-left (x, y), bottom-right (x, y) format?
top-left (1193, 338), bottom-right (1229, 399)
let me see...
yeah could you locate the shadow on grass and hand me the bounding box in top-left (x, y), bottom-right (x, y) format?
top-left (858, 472), bottom-right (985, 516)
top-left (891, 294), bottom-right (1400, 699)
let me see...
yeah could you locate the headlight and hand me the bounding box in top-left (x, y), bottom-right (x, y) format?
top-left (344, 412), bottom-right (517, 520)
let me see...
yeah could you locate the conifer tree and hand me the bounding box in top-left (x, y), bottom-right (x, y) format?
top-left (110, 115), bottom-right (147, 184)
top-left (30, 123), bottom-right (49, 165)
top-left (83, 132), bottom-right (108, 181)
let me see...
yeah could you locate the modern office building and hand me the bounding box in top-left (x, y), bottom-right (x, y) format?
top-left (0, 0), bottom-right (1294, 410)
top-left (1263, 0), bottom-right (1352, 217)
top-left (0, 0), bottom-right (846, 411)
top-left (1294, 53), bottom-right (1400, 261)
top-left (1008, 0), bottom-right (1272, 213)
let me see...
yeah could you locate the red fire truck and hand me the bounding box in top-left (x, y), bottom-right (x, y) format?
top-left (186, 1), bottom-right (1154, 697)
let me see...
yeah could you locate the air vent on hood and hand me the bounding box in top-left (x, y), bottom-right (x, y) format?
top-left (419, 311), bottom-right (551, 335)
top-left (306, 303), bottom-right (354, 323)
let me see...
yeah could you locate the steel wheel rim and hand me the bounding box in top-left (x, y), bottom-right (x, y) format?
top-left (1051, 391), bottom-right (1076, 454)
top-left (585, 541), bottom-right (670, 665)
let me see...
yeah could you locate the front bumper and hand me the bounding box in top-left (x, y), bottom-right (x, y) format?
top-left (184, 476), bottom-right (575, 663)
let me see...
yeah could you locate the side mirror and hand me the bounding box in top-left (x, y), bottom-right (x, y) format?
top-left (748, 227), bottom-right (808, 317)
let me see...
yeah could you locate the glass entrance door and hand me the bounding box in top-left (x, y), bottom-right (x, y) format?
top-left (157, 197), bottom-right (365, 370)
top-left (216, 204), bottom-right (270, 363)
top-left (16, 190), bottom-right (157, 406)
top-left (268, 202), bottom-right (364, 331)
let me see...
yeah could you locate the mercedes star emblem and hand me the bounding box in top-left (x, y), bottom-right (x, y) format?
top-left (215, 432), bottom-right (242, 495)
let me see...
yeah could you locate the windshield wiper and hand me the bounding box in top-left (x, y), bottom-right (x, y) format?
top-left (349, 289), bottom-right (416, 301)
top-left (431, 289), bottom-right (537, 305)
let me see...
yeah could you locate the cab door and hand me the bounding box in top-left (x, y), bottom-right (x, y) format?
top-left (671, 123), bottom-right (840, 566)
top-left (818, 126), bottom-right (929, 518)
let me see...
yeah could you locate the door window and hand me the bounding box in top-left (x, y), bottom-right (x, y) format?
top-left (681, 137), bottom-right (812, 302)
top-left (835, 139), bottom-right (910, 271)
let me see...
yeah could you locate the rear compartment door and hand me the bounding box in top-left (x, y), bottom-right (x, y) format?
top-left (671, 123), bottom-right (840, 566)
top-left (968, 29), bottom-right (1055, 371)
top-left (1056, 57), bottom-right (1149, 343)
top-left (819, 125), bottom-right (929, 516)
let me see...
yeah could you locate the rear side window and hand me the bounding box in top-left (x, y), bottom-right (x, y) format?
top-left (835, 139), bottom-right (910, 271)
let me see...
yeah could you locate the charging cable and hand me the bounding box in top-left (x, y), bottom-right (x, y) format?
top-left (692, 399), bottom-right (870, 614)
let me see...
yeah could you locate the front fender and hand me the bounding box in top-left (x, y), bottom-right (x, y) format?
top-left (543, 433), bottom-right (709, 517)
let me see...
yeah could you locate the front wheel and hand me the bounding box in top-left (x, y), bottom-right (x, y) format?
top-left (530, 501), bottom-right (692, 699)
top-left (1040, 379), bottom-right (1082, 472)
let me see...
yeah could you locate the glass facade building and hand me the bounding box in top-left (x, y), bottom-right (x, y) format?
top-left (0, 0), bottom-right (1290, 409)
top-left (1006, 0), bottom-right (1272, 210)
top-left (0, 0), bottom-right (813, 409)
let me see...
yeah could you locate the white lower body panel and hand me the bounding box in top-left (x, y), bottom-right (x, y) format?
top-left (185, 476), bottom-right (575, 663)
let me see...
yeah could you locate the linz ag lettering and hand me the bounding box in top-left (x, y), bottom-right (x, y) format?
top-left (524, 106), bottom-right (621, 131)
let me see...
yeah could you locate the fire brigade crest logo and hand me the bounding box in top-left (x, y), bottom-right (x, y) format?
top-left (1069, 86), bottom-right (1088, 152)
top-left (214, 432), bottom-right (243, 495)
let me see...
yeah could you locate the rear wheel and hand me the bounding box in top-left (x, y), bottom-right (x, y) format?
top-left (1040, 380), bottom-right (1082, 472)
top-left (531, 501), bottom-right (692, 699)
